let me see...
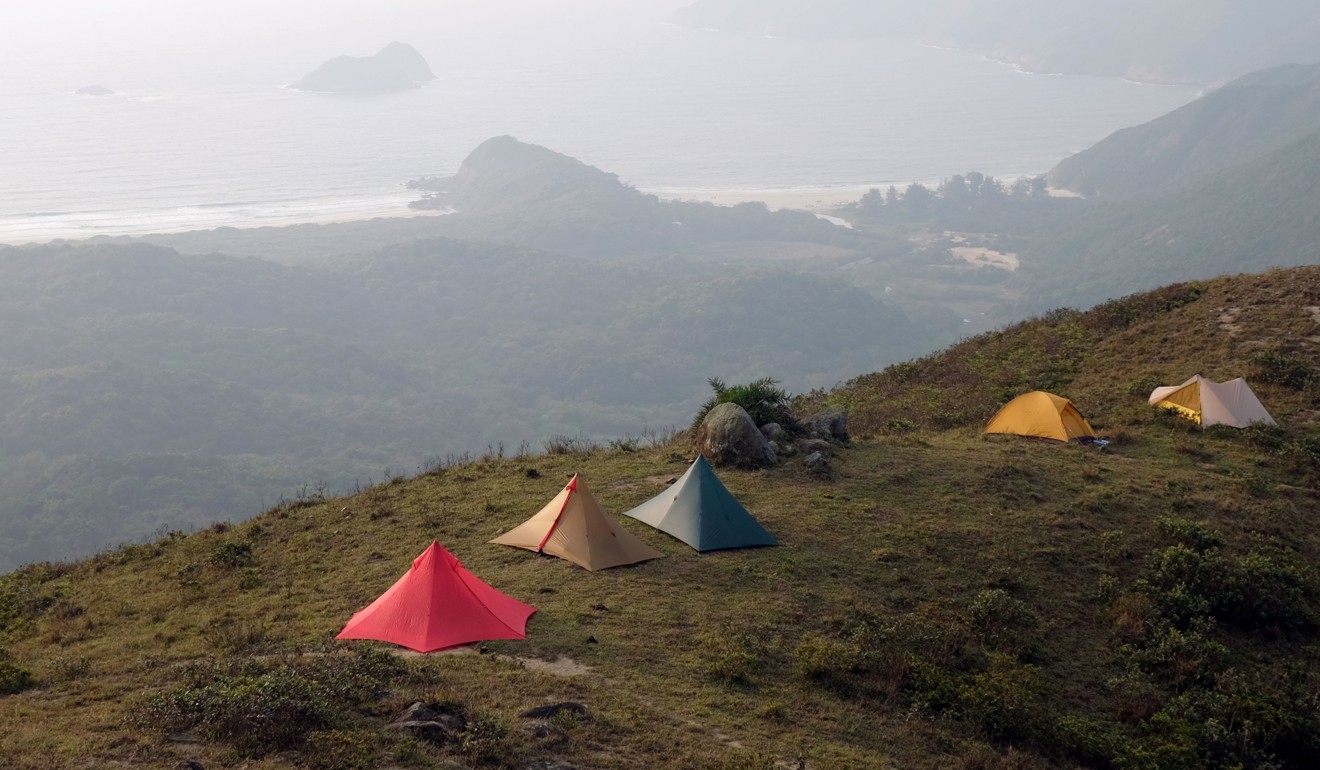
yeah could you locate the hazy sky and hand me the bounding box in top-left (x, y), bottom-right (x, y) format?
top-left (0, 1), bottom-right (691, 87)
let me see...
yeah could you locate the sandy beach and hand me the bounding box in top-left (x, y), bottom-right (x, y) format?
top-left (0, 188), bottom-right (869, 247)
top-left (647, 186), bottom-right (874, 212)
top-left (0, 197), bottom-right (452, 247)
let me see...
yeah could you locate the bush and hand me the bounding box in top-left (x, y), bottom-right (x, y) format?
top-left (135, 649), bottom-right (404, 756)
top-left (957, 655), bottom-right (1046, 742)
top-left (1121, 620), bottom-right (1228, 690)
top-left (210, 541), bottom-right (255, 569)
top-left (459, 712), bottom-right (515, 765)
top-left (792, 633), bottom-right (863, 686)
top-left (692, 377), bottom-right (798, 433)
top-left (1142, 540), bottom-right (1316, 633)
top-left (1157, 667), bottom-right (1320, 769)
top-left (1157, 518), bottom-right (1225, 553)
top-left (699, 632), bottom-right (766, 686)
top-left (1053, 715), bottom-right (1132, 768)
top-left (0, 659), bottom-right (33, 695)
top-left (1128, 375), bottom-right (1163, 397)
top-left (968, 590), bottom-right (1039, 656)
top-left (1251, 347), bottom-right (1315, 390)
top-left (903, 654), bottom-right (962, 712)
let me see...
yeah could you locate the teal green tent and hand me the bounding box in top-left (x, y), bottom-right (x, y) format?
top-left (622, 455), bottom-right (777, 552)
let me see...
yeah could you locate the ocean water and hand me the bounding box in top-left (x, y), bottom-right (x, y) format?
top-left (0, 16), bottom-right (1197, 244)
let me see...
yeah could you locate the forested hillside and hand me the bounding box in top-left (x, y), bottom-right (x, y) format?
top-left (1017, 130), bottom-right (1320, 310)
top-left (1047, 63), bottom-right (1320, 198)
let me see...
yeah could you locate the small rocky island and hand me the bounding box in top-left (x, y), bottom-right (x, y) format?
top-left (289, 42), bottom-right (435, 94)
top-left (75, 85), bottom-right (115, 96)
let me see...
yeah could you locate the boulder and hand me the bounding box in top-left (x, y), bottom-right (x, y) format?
top-left (797, 439), bottom-right (833, 456)
top-left (384, 702), bottom-right (467, 746)
top-left (695, 403), bottom-right (778, 469)
top-left (760, 422), bottom-right (785, 441)
top-left (803, 451), bottom-right (828, 468)
top-left (806, 407), bottom-right (849, 441)
top-left (523, 720), bottom-right (568, 747)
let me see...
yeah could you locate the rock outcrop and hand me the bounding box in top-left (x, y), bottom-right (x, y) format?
top-left (289, 42), bottom-right (435, 94)
top-left (75, 85), bottom-right (114, 96)
top-left (806, 406), bottom-right (849, 441)
top-left (694, 403), bottom-right (778, 469)
top-left (383, 701), bottom-right (467, 746)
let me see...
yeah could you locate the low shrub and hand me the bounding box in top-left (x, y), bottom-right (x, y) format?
top-left (209, 541), bottom-right (255, 569)
top-left (1121, 620), bottom-right (1228, 690)
top-left (699, 632), bottom-right (766, 686)
top-left (135, 648), bottom-right (404, 756)
top-left (0, 658), bottom-right (33, 695)
top-left (458, 712), bottom-right (516, 765)
top-left (792, 633), bottom-right (863, 687)
top-left (542, 434), bottom-right (600, 455)
top-left (1251, 347), bottom-right (1315, 390)
top-left (968, 590), bottom-right (1039, 656)
top-left (956, 655), bottom-right (1047, 742)
top-left (1053, 714), bottom-right (1132, 768)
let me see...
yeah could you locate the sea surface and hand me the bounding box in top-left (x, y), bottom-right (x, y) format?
top-left (0, 15), bottom-right (1198, 244)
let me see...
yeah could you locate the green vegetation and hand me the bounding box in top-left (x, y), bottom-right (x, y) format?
top-left (1, 269), bottom-right (1317, 768)
top-left (691, 377), bottom-right (797, 433)
top-left (843, 172), bottom-right (1070, 234)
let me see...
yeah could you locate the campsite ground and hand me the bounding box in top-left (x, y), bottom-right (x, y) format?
top-left (2, 268), bottom-right (1318, 769)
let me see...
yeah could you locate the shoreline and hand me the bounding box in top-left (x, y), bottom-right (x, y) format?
top-left (0, 176), bottom-right (1063, 246)
top-left (0, 186), bottom-right (882, 246)
top-left (0, 194), bottom-right (450, 247)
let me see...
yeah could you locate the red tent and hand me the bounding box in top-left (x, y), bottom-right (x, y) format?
top-left (336, 540), bottom-right (536, 652)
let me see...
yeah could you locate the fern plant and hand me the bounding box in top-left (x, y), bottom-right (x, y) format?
top-left (691, 377), bottom-right (799, 434)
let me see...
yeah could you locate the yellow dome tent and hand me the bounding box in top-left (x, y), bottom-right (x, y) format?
top-left (1148, 375), bottom-right (1276, 428)
top-left (984, 391), bottom-right (1096, 442)
top-left (490, 475), bottom-right (664, 571)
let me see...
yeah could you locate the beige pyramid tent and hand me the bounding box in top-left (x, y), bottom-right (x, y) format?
top-left (491, 475), bottom-right (664, 571)
top-left (984, 391), bottom-right (1096, 442)
top-left (1148, 375), bottom-right (1276, 428)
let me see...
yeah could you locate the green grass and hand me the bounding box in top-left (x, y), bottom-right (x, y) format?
top-left (2, 269), bottom-right (1319, 769)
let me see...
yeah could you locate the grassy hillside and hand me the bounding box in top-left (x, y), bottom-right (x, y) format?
top-left (0, 238), bottom-right (934, 571)
top-left (2, 268), bottom-right (1317, 769)
top-left (1047, 63), bottom-right (1320, 199)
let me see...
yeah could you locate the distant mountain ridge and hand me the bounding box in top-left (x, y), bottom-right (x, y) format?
top-left (671, 0), bottom-right (1320, 84)
top-left (1047, 63), bottom-right (1320, 199)
top-left (1020, 128), bottom-right (1320, 309)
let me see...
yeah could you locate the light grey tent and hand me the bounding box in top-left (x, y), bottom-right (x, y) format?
top-left (622, 455), bottom-right (777, 552)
